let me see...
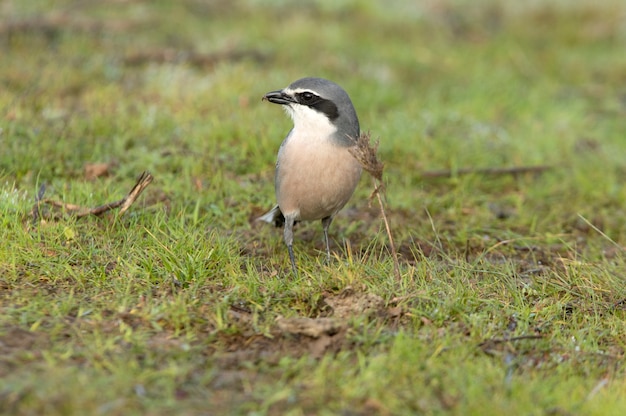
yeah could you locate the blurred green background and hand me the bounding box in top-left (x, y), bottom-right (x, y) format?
top-left (1, 1), bottom-right (626, 414)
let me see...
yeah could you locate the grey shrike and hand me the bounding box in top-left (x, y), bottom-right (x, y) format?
top-left (259, 77), bottom-right (362, 275)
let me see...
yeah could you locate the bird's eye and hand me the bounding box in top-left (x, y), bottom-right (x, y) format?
top-left (300, 92), bottom-right (315, 102)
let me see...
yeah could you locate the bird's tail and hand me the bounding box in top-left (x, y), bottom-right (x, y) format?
top-left (257, 205), bottom-right (285, 227)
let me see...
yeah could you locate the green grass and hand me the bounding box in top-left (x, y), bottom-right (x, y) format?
top-left (1, 0), bottom-right (626, 414)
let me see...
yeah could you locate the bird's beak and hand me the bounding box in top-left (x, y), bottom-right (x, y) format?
top-left (262, 90), bottom-right (296, 105)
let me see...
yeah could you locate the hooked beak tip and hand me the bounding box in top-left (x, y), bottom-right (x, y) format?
top-left (263, 90), bottom-right (293, 105)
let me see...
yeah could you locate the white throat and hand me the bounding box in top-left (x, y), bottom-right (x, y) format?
top-left (283, 104), bottom-right (337, 141)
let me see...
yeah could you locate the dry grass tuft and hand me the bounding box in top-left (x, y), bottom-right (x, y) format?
top-left (349, 132), bottom-right (402, 281)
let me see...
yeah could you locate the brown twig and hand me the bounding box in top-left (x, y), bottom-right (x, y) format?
top-left (478, 334), bottom-right (544, 355)
top-left (421, 165), bottom-right (552, 179)
top-left (349, 132), bottom-right (402, 281)
top-left (479, 335), bottom-right (544, 346)
top-left (32, 171), bottom-right (153, 220)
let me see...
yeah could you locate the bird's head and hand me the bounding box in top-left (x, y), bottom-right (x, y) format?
top-left (263, 77), bottom-right (360, 143)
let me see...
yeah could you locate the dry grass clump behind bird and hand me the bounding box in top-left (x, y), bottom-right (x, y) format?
top-left (349, 132), bottom-right (401, 280)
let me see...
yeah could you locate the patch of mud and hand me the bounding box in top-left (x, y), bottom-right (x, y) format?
top-left (0, 326), bottom-right (49, 377)
top-left (322, 288), bottom-right (385, 319)
top-left (209, 288), bottom-right (400, 364)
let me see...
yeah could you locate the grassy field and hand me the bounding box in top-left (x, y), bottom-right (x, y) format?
top-left (1, 0), bottom-right (626, 414)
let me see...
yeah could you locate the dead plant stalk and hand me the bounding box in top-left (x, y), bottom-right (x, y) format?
top-left (349, 132), bottom-right (402, 280)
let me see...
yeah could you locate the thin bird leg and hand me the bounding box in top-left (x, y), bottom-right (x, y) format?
top-left (321, 216), bottom-right (333, 264)
top-left (283, 215), bottom-right (298, 276)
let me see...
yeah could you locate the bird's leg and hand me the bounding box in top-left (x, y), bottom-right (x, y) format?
top-left (321, 216), bottom-right (333, 264)
top-left (283, 215), bottom-right (298, 276)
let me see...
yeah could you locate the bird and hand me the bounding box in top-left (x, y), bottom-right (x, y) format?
top-left (259, 77), bottom-right (362, 276)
